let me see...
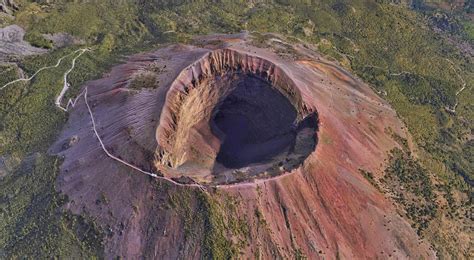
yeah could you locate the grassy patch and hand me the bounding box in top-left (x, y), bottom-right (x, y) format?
top-left (460, 20), bottom-right (474, 40)
top-left (0, 154), bottom-right (103, 258)
top-left (24, 31), bottom-right (53, 49)
top-left (384, 82), bottom-right (439, 146)
top-left (359, 169), bottom-right (382, 192)
top-left (383, 148), bottom-right (437, 234)
top-left (127, 62), bottom-right (166, 90)
top-left (167, 189), bottom-right (249, 258)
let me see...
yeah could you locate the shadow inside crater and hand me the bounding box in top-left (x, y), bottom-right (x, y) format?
top-left (211, 75), bottom-right (317, 170)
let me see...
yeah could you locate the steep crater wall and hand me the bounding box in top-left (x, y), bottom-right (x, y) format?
top-left (155, 49), bottom-right (318, 184)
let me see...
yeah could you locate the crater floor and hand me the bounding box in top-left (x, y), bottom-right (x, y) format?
top-left (212, 74), bottom-right (300, 168)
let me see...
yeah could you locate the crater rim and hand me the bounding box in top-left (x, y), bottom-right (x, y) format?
top-left (154, 48), bottom-right (319, 185)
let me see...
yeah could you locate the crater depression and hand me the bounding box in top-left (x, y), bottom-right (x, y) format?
top-left (154, 49), bottom-right (317, 184)
top-left (211, 74), bottom-right (313, 169)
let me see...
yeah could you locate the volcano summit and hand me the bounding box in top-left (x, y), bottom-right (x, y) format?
top-left (51, 33), bottom-right (434, 259)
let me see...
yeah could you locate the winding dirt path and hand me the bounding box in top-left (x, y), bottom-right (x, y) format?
top-left (55, 48), bottom-right (90, 111)
top-left (1, 49), bottom-right (86, 90)
top-left (444, 58), bottom-right (468, 113)
top-left (82, 88), bottom-right (205, 190)
top-left (1, 48), bottom-right (206, 190)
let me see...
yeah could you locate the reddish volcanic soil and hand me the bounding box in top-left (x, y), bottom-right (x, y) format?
top-left (51, 33), bottom-right (435, 259)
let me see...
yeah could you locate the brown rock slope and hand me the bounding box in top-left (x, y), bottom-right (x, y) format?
top-left (51, 33), bottom-right (435, 259)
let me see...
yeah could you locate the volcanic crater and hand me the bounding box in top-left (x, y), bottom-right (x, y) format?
top-left (155, 49), bottom-right (318, 184)
top-left (52, 33), bottom-right (435, 259)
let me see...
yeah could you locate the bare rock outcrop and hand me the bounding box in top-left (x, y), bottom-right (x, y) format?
top-left (42, 32), bottom-right (85, 48)
top-left (0, 25), bottom-right (47, 61)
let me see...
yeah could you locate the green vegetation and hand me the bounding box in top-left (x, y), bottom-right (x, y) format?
top-left (383, 148), bottom-right (437, 233)
top-left (461, 20), bottom-right (474, 40)
top-left (167, 189), bottom-right (249, 258)
top-left (1, 0), bottom-right (472, 257)
top-left (199, 192), bottom-right (237, 259)
top-left (128, 62), bottom-right (165, 90)
top-left (411, 0), bottom-right (473, 41)
top-left (359, 169), bottom-right (382, 192)
top-left (0, 64), bottom-right (20, 87)
top-left (0, 49), bottom-right (105, 258)
top-left (0, 4), bottom-right (165, 256)
top-left (0, 154), bottom-right (103, 258)
top-left (24, 31), bottom-right (53, 49)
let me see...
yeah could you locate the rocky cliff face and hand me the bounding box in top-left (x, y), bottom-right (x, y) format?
top-left (51, 33), bottom-right (435, 259)
top-left (0, 25), bottom-right (47, 61)
top-left (155, 48), bottom-right (317, 184)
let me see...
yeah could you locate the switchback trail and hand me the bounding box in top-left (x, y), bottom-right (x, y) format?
top-left (55, 48), bottom-right (90, 111)
top-left (1, 49), bottom-right (87, 90)
top-left (1, 48), bottom-right (206, 190)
